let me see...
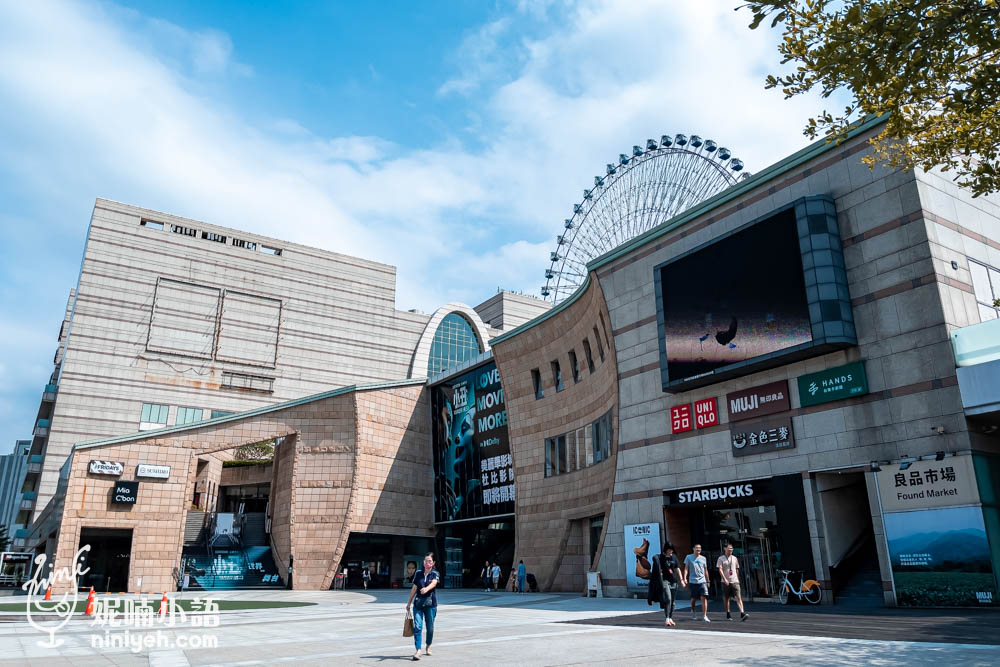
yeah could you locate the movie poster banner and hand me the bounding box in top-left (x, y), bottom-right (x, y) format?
top-left (624, 523), bottom-right (661, 592)
top-left (884, 505), bottom-right (998, 607)
top-left (432, 361), bottom-right (514, 523)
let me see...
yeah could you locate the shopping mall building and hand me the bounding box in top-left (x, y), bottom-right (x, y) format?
top-left (15, 116), bottom-right (1000, 607)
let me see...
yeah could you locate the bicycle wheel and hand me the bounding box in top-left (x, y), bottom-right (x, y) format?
top-left (778, 583), bottom-right (789, 605)
top-left (804, 583), bottom-right (822, 604)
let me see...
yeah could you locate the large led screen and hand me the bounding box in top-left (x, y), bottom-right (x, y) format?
top-left (659, 208), bottom-right (812, 385)
top-left (431, 361), bottom-right (514, 523)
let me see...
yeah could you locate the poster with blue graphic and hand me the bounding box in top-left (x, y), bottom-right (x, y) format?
top-left (431, 360), bottom-right (513, 523)
top-left (884, 505), bottom-right (997, 607)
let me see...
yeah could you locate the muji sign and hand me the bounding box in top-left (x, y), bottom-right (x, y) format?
top-left (671, 398), bottom-right (718, 434)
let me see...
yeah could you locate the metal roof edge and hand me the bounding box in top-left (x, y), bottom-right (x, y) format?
top-left (490, 273), bottom-right (593, 346)
top-left (586, 114), bottom-right (890, 272)
top-left (72, 377), bottom-right (427, 452)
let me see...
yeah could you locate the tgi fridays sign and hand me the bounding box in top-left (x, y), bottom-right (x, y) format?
top-left (730, 415), bottom-right (795, 457)
top-left (671, 398), bottom-right (718, 434)
top-left (89, 460), bottom-right (124, 476)
top-left (726, 380), bottom-right (790, 422)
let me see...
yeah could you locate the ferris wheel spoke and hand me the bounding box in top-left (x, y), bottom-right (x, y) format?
top-left (544, 133), bottom-right (748, 303)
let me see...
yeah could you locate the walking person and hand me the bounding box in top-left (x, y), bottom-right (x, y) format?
top-left (517, 560), bottom-right (527, 594)
top-left (717, 543), bottom-right (748, 621)
top-left (491, 562), bottom-right (501, 592)
top-left (683, 543), bottom-right (711, 622)
top-left (648, 542), bottom-right (681, 627)
top-left (362, 566), bottom-right (371, 591)
top-left (481, 561), bottom-right (492, 592)
top-left (405, 552), bottom-right (440, 660)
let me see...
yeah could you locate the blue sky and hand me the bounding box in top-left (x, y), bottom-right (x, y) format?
top-left (0, 0), bottom-right (841, 452)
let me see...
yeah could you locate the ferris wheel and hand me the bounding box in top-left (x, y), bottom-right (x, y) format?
top-left (541, 133), bottom-right (751, 303)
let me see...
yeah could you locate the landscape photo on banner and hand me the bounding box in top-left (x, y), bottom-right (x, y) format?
top-left (884, 505), bottom-right (998, 607)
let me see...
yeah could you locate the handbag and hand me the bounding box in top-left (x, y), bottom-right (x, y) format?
top-left (403, 609), bottom-right (414, 637)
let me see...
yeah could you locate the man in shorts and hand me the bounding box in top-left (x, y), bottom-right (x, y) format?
top-left (683, 543), bottom-right (711, 622)
top-left (717, 542), bottom-right (748, 621)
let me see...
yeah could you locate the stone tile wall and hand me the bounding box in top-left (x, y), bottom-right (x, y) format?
top-left (492, 278), bottom-right (618, 592)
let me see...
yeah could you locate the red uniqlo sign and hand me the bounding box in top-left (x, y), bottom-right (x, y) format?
top-left (693, 397), bottom-right (719, 428)
top-left (670, 404), bottom-right (692, 434)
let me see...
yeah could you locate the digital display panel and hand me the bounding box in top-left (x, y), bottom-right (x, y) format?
top-left (659, 208), bottom-right (812, 385)
top-left (431, 360), bottom-right (514, 523)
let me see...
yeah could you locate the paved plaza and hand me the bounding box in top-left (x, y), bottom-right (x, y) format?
top-left (2, 590), bottom-right (999, 666)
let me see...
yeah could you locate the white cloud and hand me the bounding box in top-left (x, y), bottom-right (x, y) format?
top-left (0, 0), bottom-right (846, 310)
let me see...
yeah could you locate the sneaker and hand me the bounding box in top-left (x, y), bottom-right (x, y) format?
top-left (412, 651), bottom-right (421, 661)
top-left (667, 618), bottom-right (675, 627)
top-left (726, 612), bottom-right (732, 621)
top-left (703, 616), bottom-right (711, 623)
top-left (691, 612), bottom-right (698, 620)
top-left (741, 612), bottom-right (749, 622)
top-left (425, 647), bottom-right (432, 656)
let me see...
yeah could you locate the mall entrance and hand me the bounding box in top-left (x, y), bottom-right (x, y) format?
top-left (78, 527), bottom-right (132, 592)
top-left (663, 474), bottom-right (813, 601)
top-left (436, 518), bottom-right (514, 589)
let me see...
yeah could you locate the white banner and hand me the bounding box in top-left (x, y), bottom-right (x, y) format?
top-left (137, 464), bottom-right (170, 479)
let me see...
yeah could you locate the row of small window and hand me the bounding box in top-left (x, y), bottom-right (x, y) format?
top-left (532, 321), bottom-right (609, 399)
top-left (139, 403), bottom-right (233, 430)
top-left (970, 258), bottom-right (1000, 321)
top-left (544, 411), bottom-right (613, 477)
top-left (140, 219), bottom-right (283, 256)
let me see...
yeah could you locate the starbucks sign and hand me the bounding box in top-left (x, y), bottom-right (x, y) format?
top-left (797, 361), bottom-right (868, 407)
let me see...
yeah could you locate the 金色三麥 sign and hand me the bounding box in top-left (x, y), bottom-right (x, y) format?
top-left (729, 415), bottom-right (795, 457)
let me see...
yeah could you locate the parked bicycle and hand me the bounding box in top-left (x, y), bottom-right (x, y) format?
top-left (776, 569), bottom-right (822, 604)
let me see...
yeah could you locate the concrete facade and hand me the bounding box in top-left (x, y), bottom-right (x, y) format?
top-left (45, 380), bottom-right (431, 593)
top-left (24, 199), bottom-right (501, 523)
top-left (493, 118), bottom-right (1000, 603)
top-left (0, 440), bottom-right (30, 539)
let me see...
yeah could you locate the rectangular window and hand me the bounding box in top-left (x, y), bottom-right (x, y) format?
top-left (970, 259), bottom-right (1000, 321)
top-left (545, 434), bottom-right (568, 477)
top-left (593, 326), bottom-right (605, 362)
top-left (176, 407), bottom-right (204, 425)
top-left (532, 368), bottom-right (544, 399)
top-left (599, 312), bottom-right (611, 344)
top-left (568, 349), bottom-right (580, 383)
top-left (140, 219), bottom-right (164, 230)
top-left (171, 224), bottom-right (197, 237)
top-left (551, 360), bottom-right (564, 392)
top-left (139, 403), bottom-right (169, 430)
top-left (259, 245), bottom-right (283, 256)
top-left (202, 231), bottom-right (227, 243)
top-left (582, 339), bottom-right (595, 373)
top-left (210, 409), bottom-right (233, 419)
top-left (222, 372), bottom-right (274, 393)
top-left (231, 237), bottom-right (258, 251)
top-left (592, 411), bottom-right (612, 463)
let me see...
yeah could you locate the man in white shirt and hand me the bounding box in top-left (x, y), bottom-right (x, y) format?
top-left (682, 544), bottom-right (711, 622)
top-left (716, 543), bottom-right (748, 621)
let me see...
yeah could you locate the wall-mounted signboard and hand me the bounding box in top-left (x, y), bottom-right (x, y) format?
top-left (111, 481), bottom-right (139, 504)
top-left (730, 415), bottom-right (795, 457)
top-left (797, 361), bottom-right (868, 407)
top-left (89, 460), bottom-right (124, 476)
top-left (137, 464), bottom-right (171, 479)
top-left (726, 380), bottom-right (790, 422)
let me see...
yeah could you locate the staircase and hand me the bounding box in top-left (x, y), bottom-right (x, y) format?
top-left (835, 551), bottom-right (884, 607)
